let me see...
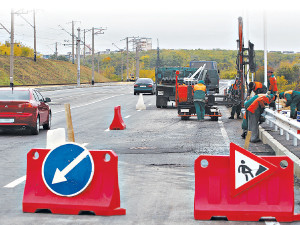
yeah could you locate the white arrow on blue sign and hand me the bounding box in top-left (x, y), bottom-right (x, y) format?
top-left (42, 143), bottom-right (94, 197)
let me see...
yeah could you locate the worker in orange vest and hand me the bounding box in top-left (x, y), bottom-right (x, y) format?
top-left (267, 70), bottom-right (278, 110)
top-left (248, 81), bottom-right (267, 95)
top-left (279, 90), bottom-right (300, 119)
top-left (247, 94), bottom-right (275, 142)
top-left (193, 80), bottom-right (206, 121)
top-left (241, 95), bottom-right (259, 138)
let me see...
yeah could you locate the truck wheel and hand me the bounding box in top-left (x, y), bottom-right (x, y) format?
top-left (210, 114), bottom-right (219, 121)
top-left (161, 98), bottom-right (168, 108)
top-left (156, 97), bottom-right (167, 108)
top-left (156, 97), bottom-right (161, 108)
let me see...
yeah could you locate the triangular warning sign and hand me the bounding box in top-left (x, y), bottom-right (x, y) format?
top-left (230, 142), bottom-right (278, 197)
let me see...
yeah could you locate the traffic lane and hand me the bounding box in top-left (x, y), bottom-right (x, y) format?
top-left (91, 106), bottom-right (274, 157)
top-left (42, 84), bottom-right (132, 114)
top-left (41, 83), bottom-right (132, 103)
top-left (0, 86), bottom-right (127, 187)
top-left (0, 85), bottom-right (135, 224)
top-left (65, 91), bottom-right (155, 147)
top-left (0, 88), bottom-right (195, 225)
top-left (69, 82), bottom-right (275, 157)
top-left (0, 128), bottom-right (50, 188)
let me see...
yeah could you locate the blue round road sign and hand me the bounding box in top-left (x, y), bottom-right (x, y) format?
top-left (42, 143), bottom-right (94, 197)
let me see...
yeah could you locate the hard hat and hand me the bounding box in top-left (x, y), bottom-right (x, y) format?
top-left (249, 82), bottom-right (254, 89)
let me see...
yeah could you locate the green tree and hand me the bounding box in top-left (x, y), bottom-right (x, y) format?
top-left (277, 76), bottom-right (288, 92)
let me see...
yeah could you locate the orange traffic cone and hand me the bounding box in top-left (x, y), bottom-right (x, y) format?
top-left (109, 106), bottom-right (126, 130)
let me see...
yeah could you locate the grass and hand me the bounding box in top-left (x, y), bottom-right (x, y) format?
top-left (0, 55), bottom-right (110, 86)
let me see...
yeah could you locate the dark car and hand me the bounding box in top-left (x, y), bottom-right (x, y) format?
top-left (134, 78), bottom-right (156, 95)
top-left (0, 88), bottom-right (52, 135)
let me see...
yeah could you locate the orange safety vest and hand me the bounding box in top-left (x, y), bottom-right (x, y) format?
top-left (269, 76), bottom-right (278, 92)
top-left (194, 83), bottom-right (206, 92)
top-left (233, 83), bottom-right (238, 90)
top-left (254, 82), bottom-right (263, 91)
top-left (248, 96), bottom-right (270, 114)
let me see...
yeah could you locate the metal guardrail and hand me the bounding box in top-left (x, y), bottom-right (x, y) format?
top-left (264, 108), bottom-right (300, 146)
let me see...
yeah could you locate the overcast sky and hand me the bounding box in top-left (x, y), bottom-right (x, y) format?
top-left (0, 0), bottom-right (299, 55)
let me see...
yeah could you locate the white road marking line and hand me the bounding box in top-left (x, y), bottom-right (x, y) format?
top-left (53, 94), bottom-right (124, 114)
top-left (148, 103), bottom-right (152, 106)
top-left (265, 221), bottom-right (280, 225)
top-left (4, 175), bottom-right (26, 188)
top-left (218, 120), bottom-right (230, 145)
top-left (124, 115), bottom-right (131, 119)
top-left (82, 143), bottom-right (89, 147)
top-left (137, 110), bottom-right (141, 112)
top-left (105, 128), bottom-right (110, 132)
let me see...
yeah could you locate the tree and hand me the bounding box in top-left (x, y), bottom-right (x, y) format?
top-left (21, 46), bottom-right (34, 57)
top-left (0, 42), bottom-right (10, 55)
top-left (277, 76), bottom-right (288, 92)
top-left (276, 61), bottom-right (299, 83)
top-left (140, 55), bottom-right (150, 70)
top-left (255, 66), bottom-right (264, 83)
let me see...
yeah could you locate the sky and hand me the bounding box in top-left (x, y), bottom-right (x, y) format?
top-left (0, 0), bottom-right (299, 55)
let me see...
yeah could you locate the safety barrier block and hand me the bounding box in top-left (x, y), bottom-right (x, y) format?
top-left (194, 143), bottom-right (300, 222)
top-left (109, 106), bottom-right (126, 130)
top-left (23, 148), bottom-right (126, 216)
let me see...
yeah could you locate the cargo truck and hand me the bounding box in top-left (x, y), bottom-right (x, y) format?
top-left (155, 61), bottom-right (220, 108)
top-left (155, 67), bottom-right (198, 108)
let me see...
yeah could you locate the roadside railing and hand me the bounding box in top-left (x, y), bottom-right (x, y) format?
top-left (264, 108), bottom-right (300, 146)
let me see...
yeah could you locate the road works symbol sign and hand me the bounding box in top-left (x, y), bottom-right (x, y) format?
top-left (230, 143), bottom-right (278, 196)
top-left (42, 143), bottom-right (94, 197)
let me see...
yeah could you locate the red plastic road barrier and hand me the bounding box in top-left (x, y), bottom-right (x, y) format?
top-left (194, 143), bottom-right (300, 222)
top-left (23, 149), bottom-right (126, 216)
top-left (109, 105), bottom-right (126, 130)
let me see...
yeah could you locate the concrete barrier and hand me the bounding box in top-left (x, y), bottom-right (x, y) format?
top-left (259, 126), bottom-right (300, 178)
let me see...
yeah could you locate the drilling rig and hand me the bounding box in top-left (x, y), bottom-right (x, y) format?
top-left (235, 16), bottom-right (256, 107)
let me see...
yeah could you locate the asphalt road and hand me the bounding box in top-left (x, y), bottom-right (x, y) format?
top-left (0, 81), bottom-right (299, 225)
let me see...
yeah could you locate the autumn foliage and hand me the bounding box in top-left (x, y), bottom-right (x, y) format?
top-left (0, 42), bottom-right (36, 58)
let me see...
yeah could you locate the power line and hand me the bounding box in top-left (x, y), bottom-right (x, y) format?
top-left (17, 10), bottom-right (37, 61)
top-left (59, 21), bottom-right (80, 64)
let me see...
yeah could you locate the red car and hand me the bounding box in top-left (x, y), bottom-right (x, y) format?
top-left (0, 88), bottom-right (51, 135)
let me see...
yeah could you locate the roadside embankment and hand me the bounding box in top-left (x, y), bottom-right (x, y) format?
top-left (0, 55), bottom-right (110, 86)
